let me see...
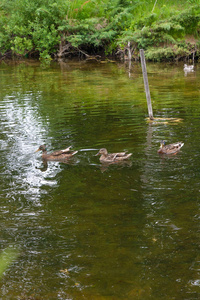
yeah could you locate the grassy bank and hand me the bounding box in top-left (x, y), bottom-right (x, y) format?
top-left (0, 0), bottom-right (200, 62)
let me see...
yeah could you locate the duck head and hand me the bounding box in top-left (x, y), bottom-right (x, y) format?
top-left (36, 145), bottom-right (47, 153)
top-left (160, 141), bottom-right (165, 148)
top-left (95, 148), bottom-right (108, 156)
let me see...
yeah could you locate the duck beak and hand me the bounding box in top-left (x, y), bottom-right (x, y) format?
top-left (95, 151), bottom-right (100, 156)
top-left (35, 148), bottom-right (40, 152)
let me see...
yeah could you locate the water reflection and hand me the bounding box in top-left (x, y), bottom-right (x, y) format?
top-left (0, 93), bottom-right (61, 204)
top-left (98, 160), bottom-right (133, 173)
top-left (0, 61), bottom-right (200, 299)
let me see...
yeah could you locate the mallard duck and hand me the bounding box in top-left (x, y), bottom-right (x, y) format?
top-left (36, 145), bottom-right (78, 160)
top-left (157, 141), bottom-right (184, 155)
top-left (184, 64), bottom-right (194, 72)
top-left (95, 148), bottom-right (132, 163)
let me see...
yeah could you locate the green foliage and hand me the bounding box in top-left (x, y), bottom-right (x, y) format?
top-left (171, 5), bottom-right (200, 35)
top-left (0, 0), bottom-right (67, 60)
top-left (11, 37), bottom-right (33, 55)
top-left (145, 45), bottom-right (191, 62)
top-left (0, 0), bottom-right (200, 61)
top-left (118, 4), bottom-right (200, 60)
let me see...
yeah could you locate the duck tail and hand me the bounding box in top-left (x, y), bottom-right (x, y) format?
top-left (72, 150), bottom-right (78, 156)
top-left (61, 146), bottom-right (72, 153)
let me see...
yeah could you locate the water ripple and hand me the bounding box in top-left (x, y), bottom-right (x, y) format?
top-left (0, 94), bottom-right (61, 203)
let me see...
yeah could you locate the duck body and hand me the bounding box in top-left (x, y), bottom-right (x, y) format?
top-left (184, 64), bottom-right (194, 72)
top-left (96, 148), bottom-right (132, 163)
top-left (158, 141), bottom-right (184, 155)
top-left (36, 145), bottom-right (78, 161)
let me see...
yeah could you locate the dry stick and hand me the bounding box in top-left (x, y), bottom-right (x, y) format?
top-left (127, 41), bottom-right (132, 61)
top-left (140, 49), bottom-right (154, 120)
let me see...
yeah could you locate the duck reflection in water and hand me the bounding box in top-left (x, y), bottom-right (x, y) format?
top-left (36, 158), bottom-right (78, 172)
top-left (99, 160), bottom-right (132, 172)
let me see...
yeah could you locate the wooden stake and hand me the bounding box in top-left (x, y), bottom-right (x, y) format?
top-left (140, 49), bottom-right (154, 120)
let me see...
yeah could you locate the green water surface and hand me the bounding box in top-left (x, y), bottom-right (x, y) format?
top-left (0, 59), bottom-right (199, 299)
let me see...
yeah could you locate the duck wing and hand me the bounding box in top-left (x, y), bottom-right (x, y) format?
top-left (114, 152), bottom-right (127, 157)
top-left (114, 152), bottom-right (132, 160)
top-left (166, 142), bottom-right (183, 149)
top-left (50, 146), bottom-right (72, 156)
top-left (163, 142), bottom-right (184, 154)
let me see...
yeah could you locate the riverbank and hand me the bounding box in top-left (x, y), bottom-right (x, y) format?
top-left (0, 1), bottom-right (200, 62)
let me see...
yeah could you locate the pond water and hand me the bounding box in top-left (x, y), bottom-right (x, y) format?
top-left (0, 59), bottom-right (199, 299)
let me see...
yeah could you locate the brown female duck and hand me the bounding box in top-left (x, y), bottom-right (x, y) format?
top-left (157, 141), bottom-right (184, 155)
top-left (95, 148), bottom-right (132, 163)
top-left (36, 145), bottom-right (78, 161)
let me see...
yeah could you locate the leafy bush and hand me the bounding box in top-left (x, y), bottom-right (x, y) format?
top-left (0, 0), bottom-right (200, 61)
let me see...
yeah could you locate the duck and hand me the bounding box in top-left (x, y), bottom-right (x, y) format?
top-left (157, 141), bottom-right (184, 155)
top-left (184, 64), bottom-right (194, 72)
top-left (36, 145), bottom-right (78, 160)
top-left (95, 148), bottom-right (132, 163)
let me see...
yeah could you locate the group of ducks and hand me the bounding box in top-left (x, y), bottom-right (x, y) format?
top-left (36, 62), bottom-right (190, 164)
top-left (36, 145), bottom-right (133, 163)
top-left (35, 63), bottom-right (190, 164)
top-left (36, 141), bottom-right (184, 164)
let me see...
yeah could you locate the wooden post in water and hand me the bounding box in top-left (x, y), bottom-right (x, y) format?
top-left (140, 49), bottom-right (154, 120)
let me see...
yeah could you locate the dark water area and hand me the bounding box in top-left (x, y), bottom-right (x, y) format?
top-left (0, 59), bottom-right (199, 299)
